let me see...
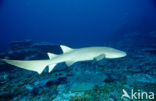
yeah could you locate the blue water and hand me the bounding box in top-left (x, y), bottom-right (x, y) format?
top-left (0, 0), bottom-right (156, 49)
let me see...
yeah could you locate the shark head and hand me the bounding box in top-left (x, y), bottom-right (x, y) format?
top-left (101, 47), bottom-right (127, 59)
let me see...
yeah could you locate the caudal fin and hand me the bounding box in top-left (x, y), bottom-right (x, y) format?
top-left (0, 59), bottom-right (52, 74)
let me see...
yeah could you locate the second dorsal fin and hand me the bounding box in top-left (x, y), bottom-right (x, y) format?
top-left (60, 45), bottom-right (73, 53)
top-left (47, 52), bottom-right (58, 60)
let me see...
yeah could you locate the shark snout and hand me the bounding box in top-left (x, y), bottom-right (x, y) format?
top-left (112, 51), bottom-right (127, 58)
top-left (120, 51), bottom-right (127, 57)
top-left (105, 51), bottom-right (127, 58)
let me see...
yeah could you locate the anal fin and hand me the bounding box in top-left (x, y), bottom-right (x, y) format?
top-left (48, 64), bottom-right (56, 73)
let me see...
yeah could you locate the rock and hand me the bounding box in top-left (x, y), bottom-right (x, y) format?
top-left (128, 73), bottom-right (156, 84)
top-left (104, 73), bottom-right (126, 83)
top-left (0, 62), bottom-right (15, 72)
top-left (103, 76), bottom-right (116, 83)
top-left (127, 65), bottom-right (142, 73)
top-left (0, 93), bottom-right (15, 101)
top-left (25, 85), bottom-right (34, 92)
top-left (3, 41), bottom-right (64, 60)
top-left (53, 91), bottom-right (83, 101)
top-left (32, 80), bottom-right (58, 97)
top-left (31, 86), bottom-right (41, 96)
top-left (57, 84), bottom-right (68, 93)
top-left (34, 76), bottom-right (67, 88)
top-left (6, 48), bottom-right (49, 60)
top-left (9, 40), bottom-right (33, 50)
top-left (71, 61), bottom-right (98, 74)
top-left (0, 52), bottom-right (8, 59)
top-left (148, 68), bottom-right (156, 75)
top-left (142, 48), bottom-right (156, 54)
top-left (70, 82), bottom-right (95, 91)
top-left (52, 63), bottom-right (68, 72)
top-left (24, 54), bottom-right (39, 60)
top-left (69, 72), bottom-right (107, 92)
top-left (0, 73), bottom-right (7, 86)
top-left (6, 49), bottom-right (38, 60)
top-left (32, 42), bottom-right (62, 54)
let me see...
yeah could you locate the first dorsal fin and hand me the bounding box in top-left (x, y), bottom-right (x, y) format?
top-left (60, 45), bottom-right (73, 53)
top-left (47, 52), bottom-right (58, 60)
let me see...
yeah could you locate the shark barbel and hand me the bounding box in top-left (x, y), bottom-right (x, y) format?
top-left (0, 45), bottom-right (127, 74)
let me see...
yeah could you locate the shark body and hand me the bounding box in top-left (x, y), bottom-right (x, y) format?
top-left (0, 45), bottom-right (127, 74)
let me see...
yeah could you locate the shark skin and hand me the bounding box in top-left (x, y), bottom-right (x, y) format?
top-left (0, 45), bottom-right (127, 74)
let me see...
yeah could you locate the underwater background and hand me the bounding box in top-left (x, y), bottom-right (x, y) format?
top-left (0, 0), bottom-right (156, 101)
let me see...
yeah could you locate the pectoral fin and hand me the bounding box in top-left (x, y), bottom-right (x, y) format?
top-left (94, 54), bottom-right (105, 61)
top-left (65, 61), bottom-right (75, 66)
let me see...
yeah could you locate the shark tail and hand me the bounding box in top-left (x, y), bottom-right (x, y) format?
top-left (0, 59), bottom-right (53, 74)
top-left (0, 45), bottom-right (74, 74)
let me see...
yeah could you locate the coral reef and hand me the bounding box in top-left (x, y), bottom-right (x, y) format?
top-left (0, 40), bottom-right (155, 101)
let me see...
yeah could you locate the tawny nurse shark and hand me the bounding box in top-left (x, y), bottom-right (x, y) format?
top-left (0, 45), bottom-right (127, 74)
